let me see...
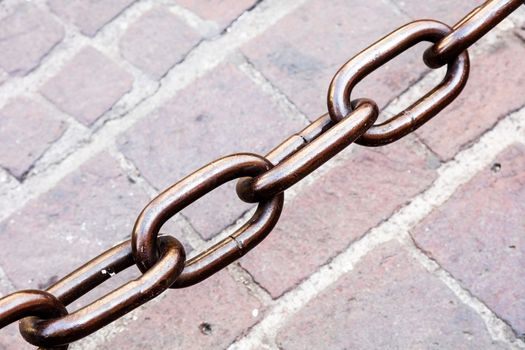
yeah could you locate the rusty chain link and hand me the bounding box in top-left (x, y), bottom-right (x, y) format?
top-left (0, 0), bottom-right (523, 347)
top-left (327, 20), bottom-right (470, 146)
top-left (423, 0), bottom-right (524, 68)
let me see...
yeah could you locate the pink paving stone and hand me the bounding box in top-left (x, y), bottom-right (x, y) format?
top-left (40, 46), bottom-right (133, 126)
top-left (276, 241), bottom-right (507, 349)
top-left (119, 7), bottom-right (202, 79)
top-left (0, 315), bottom-right (24, 350)
top-left (0, 97), bottom-right (66, 179)
top-left (0, 320), bottom-right (25, 349)
top-left (0, 152), bottom-right (153, 291)
top-left (97, 270), bottom-right (263, 349)
top-left (0, 4), bottom-right (64, 76)
top-left (240, 137), bottom-right (439, 298)
top-left (392, 0), bottom-right (484, 24)
top-left (412, 143), bottom-right (525, 338)
top-left (416, 37), bottom-right (525, 160)
top-left (118, 63), bottom-right (304, 240)
top-left (242, 0), bottom-right (431, 119)
top-left (48, 0), bottom-right (136, 37)
top-left (176, 0), bottom-right (258, 31)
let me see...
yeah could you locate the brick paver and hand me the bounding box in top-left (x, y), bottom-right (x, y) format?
top-left (412, 143), bottom-right (525, 338)
top-left (276, 241), bottom-right (507, 350)
top-left (176, 0), bottom-right (258, 32)
top-left (416, 37), bottom-right (525, 160)
top-left (48, 0), bottom-right (136, 37)
top-left (0, 0), bottom-right (523, 349)
top-left (0, 4), bottom-right (64, 76)
top-left (240, 137), bottom-right (438, 298)
top-left (97, 270), bottom-right (263, 350)
top-left (394, 0), bottom-right (484, 24)
top-left (0, 97), bottom-right (66, 179)
top-left (0, 319), bottom-right (23, 349)
top-left (242, 0), bottom-right (424, 118)
top-left (0, 152), bottom-right (154, 290)
top-left (40, 46), bottom-right (133, 126)
top-left (0, 322), bottom-right (21, 350)
top-left (120, 7), bottom-right (202, 79)
top-left (118, 63), bottom-right (304, 239)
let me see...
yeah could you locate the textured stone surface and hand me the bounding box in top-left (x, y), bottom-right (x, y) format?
top-left (0, 152), bottom-right (152, 290)
top-left (392, 0), bottom-right (484, 24)
top-left (40, 46), bottom-right (133, 126)
top-left (0, 315), bottom-right (23, 350)
top-left (276, 241), bottom-right (506, 350)
top-left (0, 4), bottom-right (64, 76)
top-left (412, 143), bottom-right (525, 338)
top-left (49, 0), bottom-right (136, 37)
top-left (242, 0), bottom-right (427, 119)
top-left (96, 270), bottom-right (263, 350)
top-left (0, 0), bottom-right (523, 348)
top-left (240, 137), bottom-right (439, 297)
top-left (120, 7), bottom-right (201, 79)
top-left (176, 0), bottom-right (258, 31)
top-left (0, 320), bottom-right (24, 349)
top-left (0, 98), bottom-right (66, 179)
top-left (417, 37), bottom-right (525, 160)
top-left (118, 63), bottom-right (304, 239)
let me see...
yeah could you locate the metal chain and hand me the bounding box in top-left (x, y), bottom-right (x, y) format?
top-left (0, 0), bottom-right (522, 348)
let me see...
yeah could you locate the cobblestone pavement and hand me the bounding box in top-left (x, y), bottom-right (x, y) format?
top-left (0, 0), bottom-right (524, 349)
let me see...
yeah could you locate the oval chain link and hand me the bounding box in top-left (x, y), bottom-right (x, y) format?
top-left (236, 99), bottom-right (378, 202)
top-left (131, 153), bottom-right (284, 281)
top-left (19, 236), bottom-right (185, 348)
top-left (0, 291), bottom-right (68, 349)
top-left (424, 0), bottom-right (524, 68)
top-left (0, 0), bottom-right (523, 347)
top-left (327, 20), bottom-right (470, 146)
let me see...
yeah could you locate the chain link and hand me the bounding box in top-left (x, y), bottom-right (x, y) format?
top-left (19, 236), bottom-right (185, 348)
top-left (236, 98), bottom-right (378, 202)
top-left (327, 20), bottom-right (470, 145)
top-left (132, 153), bottom-right (284, 281)
top-left (423, 0), bottom-right (524, 68)
top-left (0, 0), bottom-right (523, 347)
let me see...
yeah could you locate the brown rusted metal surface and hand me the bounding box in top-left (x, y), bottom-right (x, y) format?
top-left (19, 236), bottom-right (185, 348)
top-left (131, 153), bottom-right (284, 283)
top-left (424, 0), bottom-right (524, 68)
top-left (0, 291), bottom-right (68, 349)
top-left (0, 291), bottom-right (66, 330)
top-left (0, 0), bottom-right (522, 347)
top-left (327, 20), bottom-right (470, 146)
top-left (0, 290), bottom-right (68, 350)
top-left (236, 99), bottom-right (378, 202)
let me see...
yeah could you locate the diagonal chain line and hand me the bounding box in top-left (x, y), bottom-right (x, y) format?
top-left (228, 105), bottom-right (525, 350)
top-left (97, 9), bottom-right (525, 348)
top-left (1, 0), bottom-right (524, 348)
